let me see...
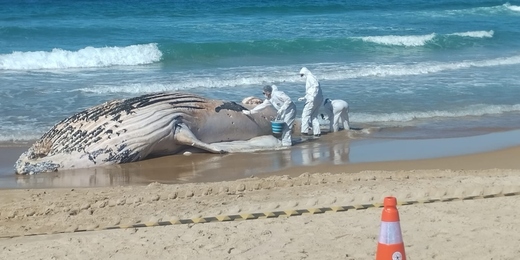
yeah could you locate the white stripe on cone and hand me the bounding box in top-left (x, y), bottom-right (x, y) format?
top-left (378, 221), bottom-right (403, 244)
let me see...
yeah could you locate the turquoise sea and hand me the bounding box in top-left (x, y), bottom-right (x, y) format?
top-left (2, 0), bottom-right (520, 143)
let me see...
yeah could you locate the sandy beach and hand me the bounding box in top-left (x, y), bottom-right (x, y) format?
top-left (1, 131), bottom-right (520, 259)
top-left (3, 0), bottom-right (520, 259)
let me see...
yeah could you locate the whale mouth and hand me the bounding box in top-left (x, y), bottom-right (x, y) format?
top-left (15, 153), bottom-right (60, 175)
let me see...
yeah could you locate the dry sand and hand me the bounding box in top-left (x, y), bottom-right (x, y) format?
top-left (1, 145), bottom-right (520, 259)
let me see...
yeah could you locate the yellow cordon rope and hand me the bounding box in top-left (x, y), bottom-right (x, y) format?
top-left (2, 190), bottom-right (519, 239)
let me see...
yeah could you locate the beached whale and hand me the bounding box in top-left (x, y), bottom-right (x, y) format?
top-left (14, 92), bottom-right (277, 175)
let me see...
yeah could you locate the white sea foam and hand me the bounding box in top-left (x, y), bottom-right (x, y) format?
top-left (444, 3), bottom-right (516, 15)
top-left (78, 79), bottom-right (262, 94)
top-left (76, 67), bottom-right (295, 93)
top-left (74, 54), bottom-right (520, 94)
top-left (0, 43), bottom-right (162, 70)
top-left (504, 2), bottom-right (520, 12)
top-left (359, 33), bottom-right (436, 47)
top-left (352, 104), bottom-right (520, 123)
top-left (318, 55), bottom-right (520, 80)
top-left (449, 30), bottom-right (494, 38)
top-left (0, 128), bottom-right (42, 143)
top-left (0, 134), bottom-right (40, 143)
top-left (359, 30), bottom-right (493, 47)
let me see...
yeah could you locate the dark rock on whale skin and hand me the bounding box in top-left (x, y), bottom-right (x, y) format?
top-left (15, 92), bottom-right (276, 175)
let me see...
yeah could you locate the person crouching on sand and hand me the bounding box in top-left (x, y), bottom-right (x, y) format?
top-left (322, 98), bottom-right (350, 132)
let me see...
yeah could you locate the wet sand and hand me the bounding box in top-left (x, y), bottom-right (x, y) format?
top-left (2, 130), bottom-right (520, 259)
top-left (1, 161), bottom-right (520, 259)
top-left (3, 129), bottom-right (520, 189)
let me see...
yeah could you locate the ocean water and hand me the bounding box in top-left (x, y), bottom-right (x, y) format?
top-left (2, 0), bottom-right (520, 143)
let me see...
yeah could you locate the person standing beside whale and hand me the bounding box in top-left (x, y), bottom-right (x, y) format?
top-left (243, 85), bottom-right (296, 147)
top-left (298, 67), bottom-right (324, 137)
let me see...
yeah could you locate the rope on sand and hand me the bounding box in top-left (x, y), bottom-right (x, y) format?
top-left (2, 189), bottom-right (519, 239)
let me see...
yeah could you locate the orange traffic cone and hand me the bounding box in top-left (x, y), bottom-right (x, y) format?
top-left (376, 197), bottom-right (406, 260)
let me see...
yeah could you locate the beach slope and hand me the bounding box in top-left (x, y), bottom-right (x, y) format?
top-left (1, 161), bottom-right (520, 259)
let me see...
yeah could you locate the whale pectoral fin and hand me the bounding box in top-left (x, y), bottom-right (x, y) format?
top-left (174, 124), bottom-right (227, 154)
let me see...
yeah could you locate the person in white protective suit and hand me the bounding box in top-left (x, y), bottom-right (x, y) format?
top-left (322, 98), bottom-right (350, 132)
top-left (243, 85), bottom-right (296, 147)
top-left (298, 67), bottom-right (324, 136)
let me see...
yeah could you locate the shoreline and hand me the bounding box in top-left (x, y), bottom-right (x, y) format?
top-left (2, 125), bottom-right (520, 260)
top-left (2, 128), bottom-right (520, 189)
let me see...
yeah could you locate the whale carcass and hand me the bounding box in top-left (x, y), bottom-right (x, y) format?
top-left (15, 92), bottom-right (276, 174)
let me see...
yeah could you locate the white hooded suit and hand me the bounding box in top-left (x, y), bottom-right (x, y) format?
top-left (299, 67), bottom-right (323, 136)
top-left (247, 85), bottom-right (296, 146)
top-left (323, 98), bottom-right (350, 132)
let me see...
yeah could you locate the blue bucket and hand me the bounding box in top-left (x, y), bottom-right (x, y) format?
top-left (271, 120), bottom-right (284, 134)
